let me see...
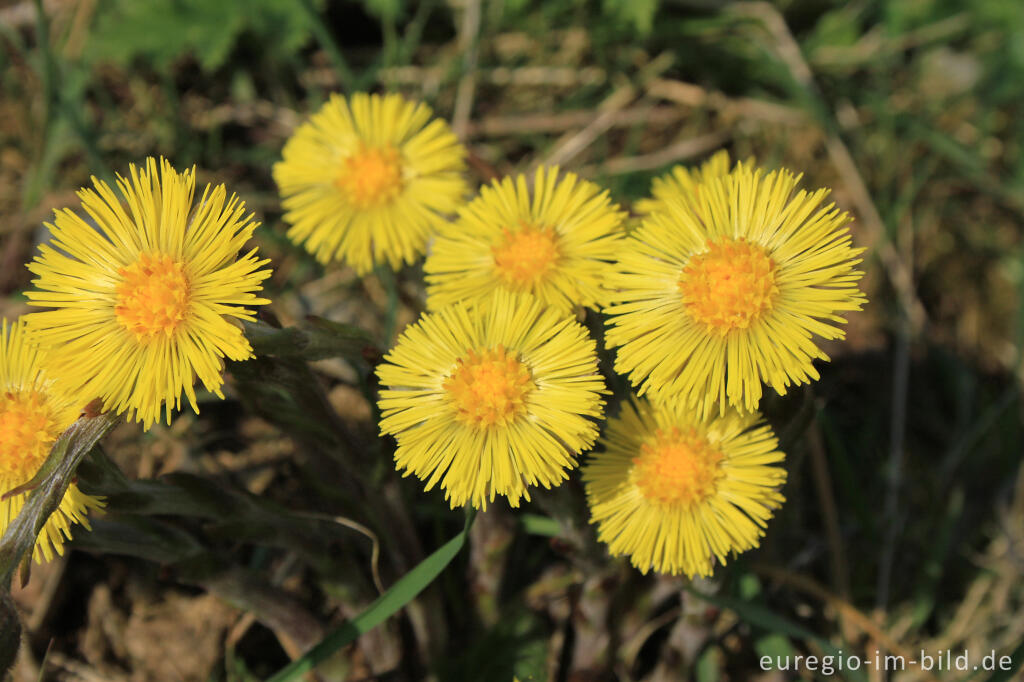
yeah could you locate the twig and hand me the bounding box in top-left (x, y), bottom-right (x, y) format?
top-left (825, 134), bottom-right (926, 332)
top-left (331, 515), bottom-right (385, 596)
top-left (647, 78), bottom-right (807, 126)
top-left (204, 568), bottom-right (327, 661)
top-left (46, 651), bottom-right (129, 682)
top-left (0, 0), bottom-right (59, 29)
top-left (810, 13), bottom-right (971, 69)
top-left (877, 206), bottom-right (915, 610)
top-left (755, 566), bottom-right (941, 682)
top-left (61, 0), bottom-right (95, 59)
top-left (543, 84), bottom-right (639, 166)
top-left (579, 131), bottom-right (729, 177)
top-left (544, 52), bottom-right (674, 167)
top-left (452, 0), bottom-right (482, 141)
top-left (180, 97), bottom-right (302, 134)
top-left (732, 1), bottom-right (927, 333)
top-left (25, 556), bottom-right (66, 632)
top-left (619, 607), bottom-right (682, 670)
top-left (466, 104), bottom-right (687, 138)
top-left (294, 510), bottom-right (385, 595)
top-left (376, 64), bottom-right (607, 88)
top-left (225, 553), bottom-right (306, 653)
top-left (806, 423), bottom-right (851, 602)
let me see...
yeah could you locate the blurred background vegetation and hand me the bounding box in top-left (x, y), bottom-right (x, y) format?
top-left (1, 0), bottom-right (1024, 679)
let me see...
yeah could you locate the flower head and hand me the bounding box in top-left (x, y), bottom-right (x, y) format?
top-left (273, 92), bottom-right (467, 274)
top-left (425, 166), bottom-right (626, 313)
top-left (26, 157), bottom-right (272, 429)
top-left (633, 149), bottom-right (734, 217)
top-left (0, 319), bottom-right (103, 563)
top-left (605, 163), bottom-right (866, 417)
top-left (377, 291), bottom-right (606, 509)
top-left (583, 397), bottom-right (786, 577)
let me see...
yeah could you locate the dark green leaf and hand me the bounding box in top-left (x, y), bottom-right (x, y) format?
top-left (267, 511), bottom-right (476, 682)
top-left (243, 318), bottom-right (375, 365)
top-left (71, 515), bottom-right (205, 564)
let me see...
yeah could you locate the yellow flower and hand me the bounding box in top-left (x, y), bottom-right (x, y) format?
top-left (605, 163), bottom-right (866, 417)
top-left (25, 157), bottom-right (272, 429)
top-left (273, 92), bottom-right (467, 274)
top-left (377, 291), bottom-right (606, 509)
top-left (583, 397), bottom-right (785, 577)
top-left (425, 166), bottom-right (626, 314)
top-left (0, 319), bottom-right (103, 564)
top-left (633, 149), bottom-right (735, 217)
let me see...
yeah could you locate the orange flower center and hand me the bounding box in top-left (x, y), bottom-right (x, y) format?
top-left (633, 427), bottom-right (724, 507)
top-left (115, 253), bottom-right (191, 341)
top-left (678, 237), bottom-right (778, 335)
top-left (444, 346), bottom-right (534, 427)
top-left (0, 390), bottom-right (60, 483)
top-left (335, 145), bottom-right (404, 209)
top-left (492, 223), bottom-right (560, 287)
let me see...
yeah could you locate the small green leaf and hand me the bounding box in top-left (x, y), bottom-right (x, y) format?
top-left (739, 572), bottom-right (762, 600)
top-left (754, 633), bottom-right (796, 661)
top-left (520, 514), bottom-right (560, 537)
top-left (696, 645), bottom-right (723, 682)
top-left (602, 0), bottom-right (659, 35)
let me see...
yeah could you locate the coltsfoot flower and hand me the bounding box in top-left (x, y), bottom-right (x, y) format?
top-left (583, 397), bottom-right (786, 577)
top-left (0, 319), bottom-right (102, 563)
top-left (377, 291), bottom-right (607, 509)
top-left (274, 92), bottom-right (467, 274)
top-left (25, 157), bottom-right (272, 429)
top-left (605, 162), bottom-right (866, 417)
top-left (425, 166), bottom-right (626, 314)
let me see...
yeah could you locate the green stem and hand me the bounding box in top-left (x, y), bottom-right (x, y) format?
top-left (375, 265), bottom-right (400, 347)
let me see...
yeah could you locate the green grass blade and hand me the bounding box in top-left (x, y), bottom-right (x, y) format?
top-left (267, 510), bottom-right (476, 682)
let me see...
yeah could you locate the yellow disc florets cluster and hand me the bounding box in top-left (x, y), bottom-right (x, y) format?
top-left (444, 346), bottom-right (534, 427)
top-left (632, 426), bottom-right (724, 507)
top-left (679, 237), bottom-right (778, 336)
top-left (115, 253), bottom-right (191, 341)
top-left (491, 223), bottom-right (561, 287)
top-left (335, 145), bottom-right (405, 209)
top-left (0, 390), bottom-right (59, 482)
